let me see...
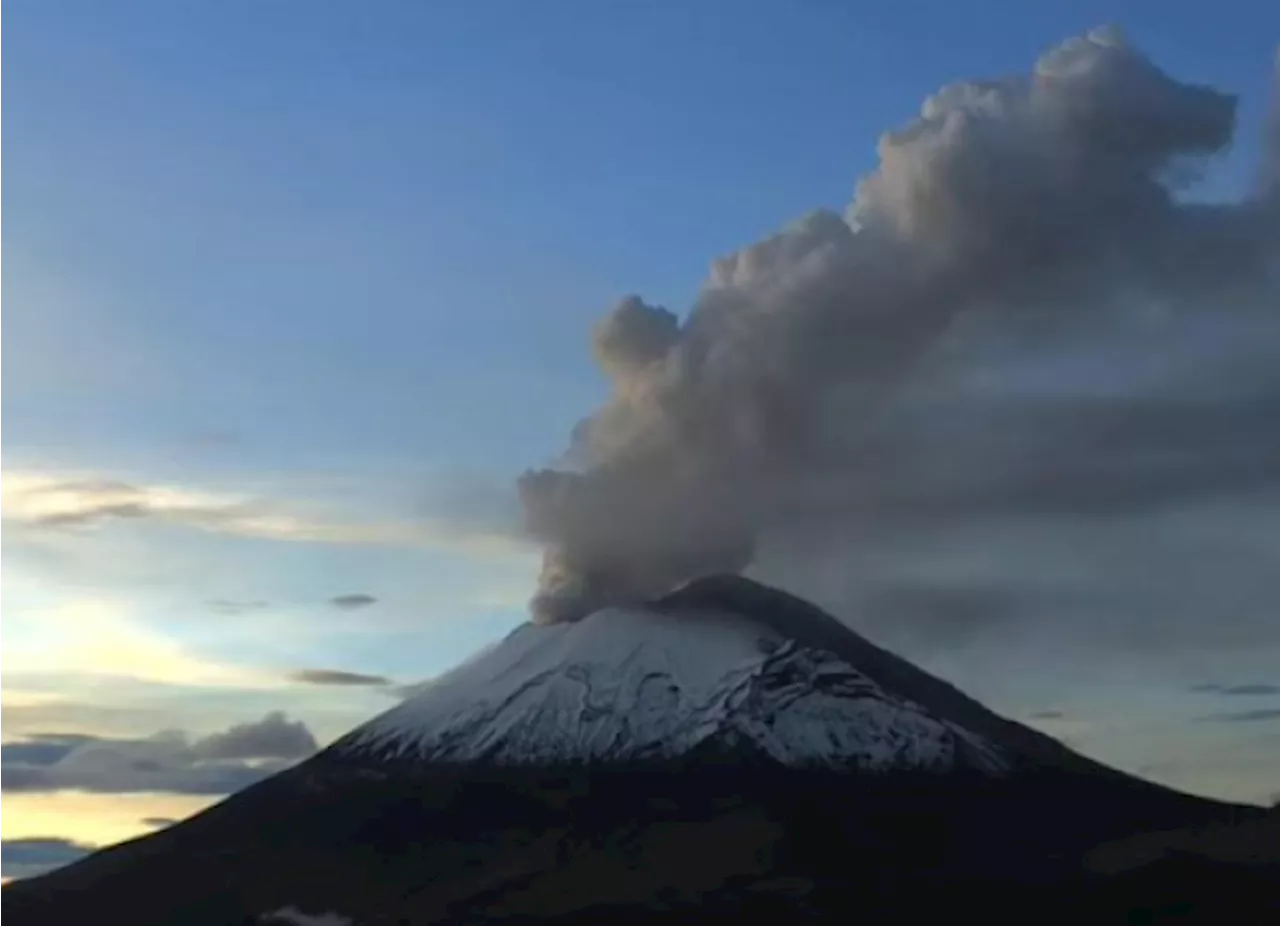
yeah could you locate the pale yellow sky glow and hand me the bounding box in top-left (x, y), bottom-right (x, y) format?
top-left (1, 791), bottom-right (217, 847)
top-left (0, 690), bottom-right (73, 708)
top-left (2, 596), bottom-right (284, 690)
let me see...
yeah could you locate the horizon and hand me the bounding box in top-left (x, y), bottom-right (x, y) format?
top-left (4, 1), bottom-right (1279, 882)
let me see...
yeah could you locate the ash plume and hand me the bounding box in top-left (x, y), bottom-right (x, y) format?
top-left (518, 27), bottom-right (1280, 625)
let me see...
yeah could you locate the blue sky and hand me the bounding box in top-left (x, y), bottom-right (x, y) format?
top-left (4, 0), bottom-right (1279, 870)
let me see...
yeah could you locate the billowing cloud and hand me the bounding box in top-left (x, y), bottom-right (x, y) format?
top-left (189, 711), bottom-right (318, 761)
top-left (514, 27), bottom-right (1280, 647)
top-left (1, 712), bottom-right (318, 795)
top-left (329, 593), bottom-right (377, 611)
top-left (1, 837), bottom-right (95, 880)
top-left (288, 668), bottom-right (392, 687)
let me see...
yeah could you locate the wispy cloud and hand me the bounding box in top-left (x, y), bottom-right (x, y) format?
top-left (208, 599), bottom-right (271, 616)
top-left (1200, 708), bottom-right (1280, 724)
top-left (288, 668), bottom-right (392, 687)
top-left (329, 593), bottom-right (377, 610)
top-left (2, 468), bottom-right (531, 557)
top-left (3, 471), bottom-right (418, 545)
top-left (1190, 682), bottom-right (1280, 696)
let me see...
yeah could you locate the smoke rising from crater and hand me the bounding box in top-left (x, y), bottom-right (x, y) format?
top-left (517, 27), bottom-right (1280, 625)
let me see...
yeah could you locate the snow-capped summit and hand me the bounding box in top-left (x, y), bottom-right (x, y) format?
top-left (330, 573), bottom-right (1098, 778)
top-left (339, 592), bottom-right (1008, 771)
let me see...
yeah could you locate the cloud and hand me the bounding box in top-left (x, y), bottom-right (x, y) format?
top-left (1, 837), bottom-right (95, 880)
top-left (141, 816), bottom-right (179, 828)
top-left (1029, 710), bottom-right (1066, 720)
top-left (329, 593), bottom-right (377, 610)
top-left (1191, 683), bottom-right (1280, 696)
top-left (1220, 684), bottom-right (1280, 696)
top-left (1, 713), bottom-right (318, 795)
top-left (208, 599), bottom-right (270, 616)
top-left (1, 469), bottom-right (529, 556)
top-left (288, 668), bottom-right (392, 687)
top-left (189, 711), bottom-right (318, 761)
top-left (0, 733), bottom-right (100, 768)
top-left (515, 26), bottom-right (1280, 632)
top-left (3, 474), bottom-right (303, 535)
top-left (1200, 708), bottom-right (1280, 723)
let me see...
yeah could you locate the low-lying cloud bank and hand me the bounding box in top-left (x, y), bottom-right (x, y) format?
top-left (1, 712), bottom-right (318, 796)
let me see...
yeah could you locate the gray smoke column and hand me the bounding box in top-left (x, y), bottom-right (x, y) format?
top-left (517, 27), bottom-right (1277, 624)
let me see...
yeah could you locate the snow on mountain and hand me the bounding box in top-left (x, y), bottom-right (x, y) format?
top-left (339, 604), bottom-right (1008, 771)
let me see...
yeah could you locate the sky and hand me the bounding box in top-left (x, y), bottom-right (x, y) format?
top-left (4, 0), bottom-right (1280, 880)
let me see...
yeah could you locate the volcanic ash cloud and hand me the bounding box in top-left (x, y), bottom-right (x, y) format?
top-left (517, 27), bottom-right (1279, 625)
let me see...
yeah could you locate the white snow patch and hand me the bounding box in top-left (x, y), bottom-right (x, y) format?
top-left (341, 606), bottom-right (1007, 772)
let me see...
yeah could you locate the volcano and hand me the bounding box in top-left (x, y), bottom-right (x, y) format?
top-left (4, 576), bottom-right (1275, 924)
